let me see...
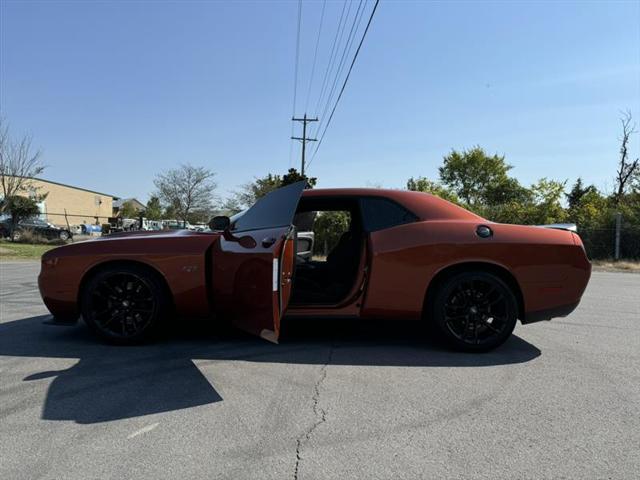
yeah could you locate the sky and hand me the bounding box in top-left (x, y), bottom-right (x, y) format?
top-left (1, 0), bottom-right (639, 204)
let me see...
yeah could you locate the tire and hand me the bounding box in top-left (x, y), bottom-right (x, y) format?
top-left (429, 271), bottom-right (518, 352)
top-left (59, 230), bottom-right (70, 241)
top-left (11, 230), bottom-right (22, 242)
top-left (81, 264), bottom-right (169, 344)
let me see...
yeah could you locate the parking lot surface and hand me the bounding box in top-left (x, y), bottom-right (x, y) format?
top-left (1, 261), bottom-right (638, 479)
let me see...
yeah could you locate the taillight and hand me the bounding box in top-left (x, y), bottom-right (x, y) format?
top-left (571, 232), bottom-right (586, 253)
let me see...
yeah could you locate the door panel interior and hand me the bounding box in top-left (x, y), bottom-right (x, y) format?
top-left (210, 181), bottom-right (306, 342)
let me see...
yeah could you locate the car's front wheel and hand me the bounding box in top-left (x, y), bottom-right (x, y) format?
top-left (81, 265), bottom-right (169, 344)
top-left (430, 271), bottom-right (518, 352)
top-left (59, 230), bottom-right (70, 241)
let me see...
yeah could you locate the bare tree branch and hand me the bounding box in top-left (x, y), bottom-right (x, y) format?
top-left (153, 164), bottom-right (217, 225)
top-left (0, 118), bottom-right (45, 211)
top-left (614, 110), bottom-right (639, 203)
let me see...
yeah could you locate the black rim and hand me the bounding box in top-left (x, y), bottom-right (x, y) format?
top-left (443, 278), bottom-right (510, 345)
top-left (88, 273), bottom-right (157, 337)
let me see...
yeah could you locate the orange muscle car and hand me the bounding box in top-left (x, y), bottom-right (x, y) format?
top-left (38, 182), bottom-right (591, 351)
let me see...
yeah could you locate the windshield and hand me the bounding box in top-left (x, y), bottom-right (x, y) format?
top-left (232, 181), bottom-right (306, 232)
top-left (229, 209), bottom-right (247, 230)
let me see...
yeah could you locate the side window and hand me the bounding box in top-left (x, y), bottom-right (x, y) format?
top-left (360, 198), bottom-right (418, 232)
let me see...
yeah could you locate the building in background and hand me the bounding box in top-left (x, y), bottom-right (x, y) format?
top-left (1, 176), bottom-right (118, 226)
top-left (112, 198), bottom-right (145, 217)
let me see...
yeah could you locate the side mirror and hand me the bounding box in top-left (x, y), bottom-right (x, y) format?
top-left (209, 215), bottom-right (230, 231)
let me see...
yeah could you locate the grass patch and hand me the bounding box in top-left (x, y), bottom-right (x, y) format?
top-left (0, 240), bottom-right (57, 261)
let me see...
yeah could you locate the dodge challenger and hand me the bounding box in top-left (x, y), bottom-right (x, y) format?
top-left (38, 182), bottom-right (591, 351)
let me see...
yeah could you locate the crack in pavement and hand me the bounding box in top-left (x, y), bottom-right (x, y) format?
top-left (293, 345), bottom-right (334, 480)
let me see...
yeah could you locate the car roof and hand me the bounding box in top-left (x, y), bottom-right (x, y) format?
top-left (301, 188), bottom-right (482, 221)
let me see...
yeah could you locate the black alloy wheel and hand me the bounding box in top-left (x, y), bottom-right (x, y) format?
top-left (81, 265), bottom-right (168, 344)
top-left (431, 271), bottom-right (518, 352)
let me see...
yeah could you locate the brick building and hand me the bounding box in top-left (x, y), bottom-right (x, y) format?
top-left (1, 176), bottom-right (118, 226)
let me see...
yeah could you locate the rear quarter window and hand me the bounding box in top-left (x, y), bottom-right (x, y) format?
top-left (360, 197), bottom-right (418, 232)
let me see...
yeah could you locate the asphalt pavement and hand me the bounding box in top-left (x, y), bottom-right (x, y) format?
top-left (0, 261), bottom-right (638, 479)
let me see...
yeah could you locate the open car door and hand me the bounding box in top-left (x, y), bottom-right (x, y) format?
top-left (211, 181), bottom-right (305, 343)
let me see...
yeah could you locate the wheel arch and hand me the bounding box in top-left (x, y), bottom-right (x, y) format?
top-left (423, 261), bottom-right (525, 321)
top-left (77, 259), bottom-right (174, 309)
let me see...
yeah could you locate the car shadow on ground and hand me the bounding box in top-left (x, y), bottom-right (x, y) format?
top-left (0, 315), bottom-right (541, 424)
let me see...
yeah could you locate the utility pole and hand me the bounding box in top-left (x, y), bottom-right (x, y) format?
top-left (291, 114), bottom-right (318, 176)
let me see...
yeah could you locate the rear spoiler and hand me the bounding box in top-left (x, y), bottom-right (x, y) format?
top-left (537, 223), bottom-right (577, 232)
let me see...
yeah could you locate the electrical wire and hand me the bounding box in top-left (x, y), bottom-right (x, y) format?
top-left (314, 0), bottom-right (366, 139)
top-left (313, 0), bottom-right (350, 119)
top-left (304, 0), bottom-right (327, 113)
top-left (289, 0), bottom-right (303, 168)
top-left (307, 0), bottom-right (380, 169)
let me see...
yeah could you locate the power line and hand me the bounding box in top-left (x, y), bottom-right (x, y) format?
top-left (307, 0), bottom-right (380, 170)
top-left (313, 0), bottom-right (350, 119)
top-left (291, 0), bottom-right (303, 116)
top-left (304, 0), bottom-right (327, 113)
top-left (289, 0), bottom-right (303, 168)
top-left (313, 0), bottom-right (366, 139)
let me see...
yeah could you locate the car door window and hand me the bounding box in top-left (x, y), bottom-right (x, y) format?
top-left (233, 181), bottom-right (306, 232)
top-left (360, 197), bottom-right (418, 232)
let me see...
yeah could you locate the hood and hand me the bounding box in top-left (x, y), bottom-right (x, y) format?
top-left (42, 228), bottom-right (221, 261)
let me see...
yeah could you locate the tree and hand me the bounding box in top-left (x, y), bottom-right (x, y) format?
top-left (163, 202), bottom-right (179, 220)
top-left (226, 168), bottom-right (317, 211)
top-left (484, 177), bottom-right (531, 206)
top-left (438, 147), bottom-right (513, 206)
top-left (566, 187), bottom-right (608, 229)
top-left (0, 195), bottom-right (40, 240)
top-left (566, 178), bottom-right (597, 210)
top-left (282, 168), bottom-right (317, 188)
top-left (154, 164), bottom-right (216, 227)
top-left (119, 200), bottom-right (139, 219)
top-left (234, 173), bottom-right (283, 209)
top-left (406, 176), bottom-right (459, 203)
top-left (614, 111), bottom-right (639, 204)
top-left (527, 178), bottom-right (567, 224)
top-left (0, 118), bottom-right (45, 213)
top-left (144, 196), bottom-right (163, 220)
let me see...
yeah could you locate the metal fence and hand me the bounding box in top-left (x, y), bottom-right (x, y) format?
top-left (579, 225), bottom-right (640, 260)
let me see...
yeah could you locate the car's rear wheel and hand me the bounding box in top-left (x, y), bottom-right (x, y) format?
top-left (81, 265), bottom-right (168, 344)
top-left (59, 230), bottom-right (70, 241)
top-left (11, 230), bottom-right (22, 241)
top-left (430, 271), bottom-right (518, 352)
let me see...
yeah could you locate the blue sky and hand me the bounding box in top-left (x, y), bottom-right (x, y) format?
top-left (1, 0), bottom-right (639, 203)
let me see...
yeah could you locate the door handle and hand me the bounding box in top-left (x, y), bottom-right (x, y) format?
top-left (262, 237), bottom-right (276, 248)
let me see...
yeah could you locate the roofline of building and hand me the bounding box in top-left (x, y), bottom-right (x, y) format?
top-left (11, 176), bottom-right (119, 199)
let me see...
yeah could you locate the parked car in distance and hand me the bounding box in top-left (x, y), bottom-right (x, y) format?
top-left (190, 223), bottom-right (209, 232)
top-left (162, 219), bottom-right (194, 230)
top-left (141, 219), bottom-right (163, 231)
top-left (0, 217), bottom-right (72, 241)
